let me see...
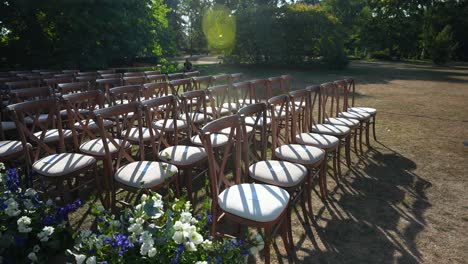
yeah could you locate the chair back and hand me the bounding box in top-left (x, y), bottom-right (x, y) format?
top-left (250, 79), bottom-right (269, 102)
top-left (143, 82), bottom-right (169, 99)
top-left (167, 72), bottom-right (184, 81)
top-left (268, 94), bottom-right (290, 158)
top-left (123, 76), bottom-right (146, 86)
top-left (320, 82), bottom-right (339, 122)
top-left (169, 78), bottom-right (192, 97)
top-left (233, 81), bottom-right (255, 109)
top-left (183, 71), bottom-right (200, 78)
top-left (238, 103), bottom-right (268, 165)
top-left (181, 89), bottom-right (208, 139)
top-left (212, 74), bottom-right (230, 86)
top-left (192, 76), bottom-right (213, 90)
top-left (201, 115), bottom-right (242, 199)
top-left (123, 72), bottom-right (145, 78)
top-left (306, 85), bottom-right (321, 128)
top-left (146, 74), bottom-right (167, 83)
top-left (109, 85), bottom-right (142, 105)
top-left (9, 87), bottom-right (51, 104)
top-left (207, 84), bottom-right (230, 118)
top-left (100, 73), bottom-right (122, 79)
top-left (58, 82), bottom-right (89, 95)
top-left (144, 70), bottom-right (161, 76)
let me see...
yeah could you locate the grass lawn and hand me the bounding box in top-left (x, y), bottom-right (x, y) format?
top-left (71, 60), bottom-right (468, 263)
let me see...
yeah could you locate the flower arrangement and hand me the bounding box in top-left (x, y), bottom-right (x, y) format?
top-left (67, 192), bottom-right (264, 264)
top-left (0, 164), bottom-right (81, 263)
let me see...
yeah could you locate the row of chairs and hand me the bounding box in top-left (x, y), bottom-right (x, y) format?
top-left (0, 71), bottom-right (377, 263)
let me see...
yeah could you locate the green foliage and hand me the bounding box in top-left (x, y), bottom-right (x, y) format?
top-left (227, 3), bottom-right (348, 69)
top-left (430, 25), bottom-right (456, 65)
top-left (0, 0), bottom-right (172, 69)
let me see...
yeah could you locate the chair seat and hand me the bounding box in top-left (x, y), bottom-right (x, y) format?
top-left (191, 133), bottom-right (229, 147)
top-left (115, 161), bottom-right (178, 188)
top-left (275, 144), bottom-right (325, 166)
top-left (33, 153), bottom-right (96, 177)
top-left (179, 112), bottom-right (209, 124)
top-left (219, 125), bottom-right (254, 135)
top-left (338, 111), bottom-right (371, 121)
top-left (222, 102), bottom-right (238, 111)
top-left (348, 107), bottom-right (377, 115)
top-left (206, 107), bottom-right (230, 116)
top-left (80, 138), bottom-right (131, 156)
top-left (325, 117), bottom-right (360, 128)
top-left (153, 119), bottom-right (188, 131)
top-left (33, 129), bottom-right (73, 143)
top-left (249, 160), bottom-right (307, 188)
top-left (0, 140), bottom-right (30, 157)
top-left (244, 116), bottom-right (271, 126)
top-left (121, 127), bottom-right (158, 142)
top-left (74, 119), bottom-right (113, 131)
top-left (159, 145), bottom-right (207, 166)
top-left (295, 133), bottom-right (339, 150)
top-left (311, 124), bottom-right (350, 136)
top-left (24, 114), bottom-right (49, 125)
top-left (1, 121), bottom-right (16, 131)
top-left (218, 183), bottom-right (289, 222)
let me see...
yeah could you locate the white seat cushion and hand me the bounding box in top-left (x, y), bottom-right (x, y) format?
top-left (159, 145), bottom-right (207, 166)
top-left (238, 99), bottom-right (256, 106)
top-left (179, 112), bottom-right (209, 124)
top-left (222, 102), bottom-right (238, 110)
top-left (0, 140), bottom-right (30, 157)
top-left (191, 133), bottom-right (229, 147)
top-left (79, 138), bottom-right (131, 156)
top-left (325, 117), bottom-right (359, 127)
top-left (153, 119), bottom-right (188, 131)
top-left (249, 160), bottom-right (307, 188)
top-left (206, 107), bottom-right (230, 116)
top-left (348, 107), bottom-right (377, 115)
top-left (219, 126), bottom-right (254, 135)
top-left (244, 116), bottom-right (271, 126)
top-left (218, 183), bottom-right (289, 222)
top-left (275, 144), bottom-right (325, 166)
top-left (24, 114), bottom-right (49, 124)
top-left (338, 111), bottom-right (371, 121)
top-left (1, 121), bottom-right (16, 131)
top-left (295, 133), bottom-right (339, 150)
top-left (311, 124), bottom-right (350, 136)
top-left (33, 129), bottom-right (72, 143)
top-left (121, 127), bottom-right (158, 142)
top-left (115, 161), bottom-right (178, 188)
top-left (33, 153), bottom-right (96, 177)
top-left (74, 119), bottom-right (113, 131)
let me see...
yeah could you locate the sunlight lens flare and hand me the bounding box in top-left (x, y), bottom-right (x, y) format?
top-left (202, 5), bottom-right (236, 52)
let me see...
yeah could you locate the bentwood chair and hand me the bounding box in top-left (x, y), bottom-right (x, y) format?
top-left (8, 98), bottom-right (97, 197)
top-left (123, 72), bottom-right (145, 78)
top-left (233, 81), bottom-right (257, 109)
top-left (58, 82), bottom-right (89, 96)
top-left (344, 78), bottom-right (378, 141)
top-left (94, 102), bottom-right (179, 212)
top-left (268, 95), bottom-right (326, 205)
top-left (9, 87), bottom-right (53, 126)
top-left (192, 76), bottom-right (213, 90)
top-left (250, 79), bottom-right (269, 103)
top-left (268, 75), bottom-right (292, 97)
top-left (201, 115), bottom-right (292, 264)
top-left (309, 85), bottom-right (352, 168)
top-left (97, 69), bottom-right (115, 76)
top-left (144, 70), bottom-right (161, 76)
top-left (167, 73), bottom-right (184, 81)
top-left (146, 74), bottom-right (167, 83)
top-left (206, 84), bottom-right (232, 118)
top-left (143, 82), bottom-right (169, 99)
top-left (291, 89), bottom-right (341, 195)
top-left (183, 71), bottom-right (200, 78)
top-left (152, 94), bottom-right (207, 204)
top-left (100, 73), bottom-right (122, 79)
top-left (96, 78), bottom-right (123, 106)
top-left (320, 82), bottom-right (362, 158)
top-left (123, 76), bottom-right (146, 86)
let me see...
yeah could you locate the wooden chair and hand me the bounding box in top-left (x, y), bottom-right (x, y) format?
top-left (123, 76), bottom-right (146, 86)
top-left (250, 79), bottom-right (270, 102)
top-left (97, 69), bottom-right (115, 76)
top-left (144, 70), bottom-right (161, 76)
top-left (58, 82), bottom-right (89, 96)
top-left (192, 75), bottom-right (213, 90)
top-left (6, 80), bottom-right (41, 90)
top-left (8, 98), bottom-right (97, 196)
top-left (109, 85), bottom-right (142, 106)
top-left (233, 81), bottom-right (257, 109)
top-left (123, 72), bottom-right (145, 78)
top-left (201, 114), bottom-right (292, 264)
top-left (183, 71), bottom-right (200, 78)
top-left (62, 69), bottom-right (80, 74)
top-left (100, 73), bottom-right (122, 79)
top-left (94, 102), bottom-right (179, 212)
top-left (344, 78), bottom-right (378, 141)
top-left (143, 82), bottom-right (169, 99)
top-left (291, 88), bottom-right (341, 195)
top-left (53, 73), bottom-right (75, 79)
top-left (267, 75), bottom-right (292, 97)
top-left (96, 78), bottom-right (123, 106)
top-left (44, 77), bottom-right (74, 91)
top-left (169, 78), bottom-right (193, 100)
top-left (181, 89), bottom-right (214, 148)
top-left (152, 94), bottom-right (207, 204)
top-left (76, 75), bottom-right (97, 89)
top-left (146, 74), bottom-right (167, 83)
top-left (167, 72), bottom-right (184, 81)
top-left (212, 74), bottom-right (230, 86)
top-left (207, 84), bottom-right (232, 118)
top-left (77, 71), bottom-right (98, 77)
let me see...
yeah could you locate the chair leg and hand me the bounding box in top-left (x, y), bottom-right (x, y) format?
top-left (345, 135), bottom-right (351, 167)
top-left (264, 226), bottom-right (272, 264)
top-left (372, 114), bottom-right (377, 141)
top-left (359, 123), bottom-right (364, 155)
top-left (337, 145), bottom-right (343, 179)
top-left (353, 130), bottom-right (359, 156)
top-left (320, 162), bottom-right (327, 198)
top-left (185, 169), bottom-right (194, 205)
top-left (282, 209), bottom-right (295, 258)
top-left (306, 171), bottom-right (314, 219)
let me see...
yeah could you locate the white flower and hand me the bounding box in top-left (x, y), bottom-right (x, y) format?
top-left (23, 199), bottom-right (34, 210)
top-left (24, 188), bottom-right (37, 197)
top-left (172, 231), bottom-right (184, 244)
top-left (179, 211), bottom-right (193, 223)
top-left (85, 256), bottom-right (96, 264)
top-left (5, 198), bottom-right (20, 217)
top-left (148, 247), bottom-right (157, 257)
top-left (33, 245), bottom-right (40, 253)
top-left (81, 230), bottom-right (93, 239)
top-left (112, 220), bottom-right (121, 228)
top-left (17, 216), bottom-right (32, 233)
top-left (37, 226), bottom-right (54, 242)
top-left (28, 252), bottom-right (38, 262)
top-left (249, 246), bottom-right (259, 255)
top-left (185, 241), bottom-right (197, 252)
top-left (0, 162), bottom-right (5, 170)
top-left (195, 261), bottom-right (208, 264)
top-left (140, 194), bottom-right (148, 202)
top-left (188, 230), bottom-right (203, 245)
top-left (46, 199), bottom-right (53, 206)
top-left (201, 240), bottom-right (213, 250)
top-left (184, 201), bottom-right (191, 211)
top-left (75, 254), bottom-right (86, 264)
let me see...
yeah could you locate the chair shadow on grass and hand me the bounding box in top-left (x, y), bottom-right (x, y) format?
top-left (293, 142), bottom-right (431, 264)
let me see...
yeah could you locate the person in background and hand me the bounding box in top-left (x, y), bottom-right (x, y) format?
top-left (183, 59), bottom-right (193, 72)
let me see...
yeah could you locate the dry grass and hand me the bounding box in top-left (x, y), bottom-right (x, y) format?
top-left (70, 60), bottom-right (468, 263)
